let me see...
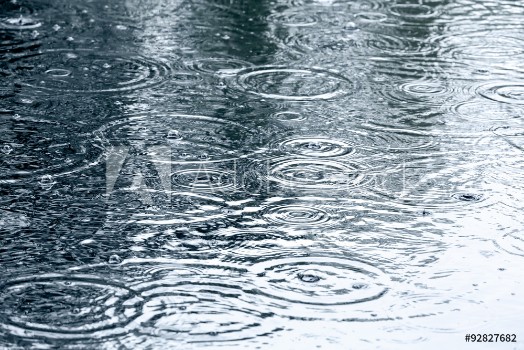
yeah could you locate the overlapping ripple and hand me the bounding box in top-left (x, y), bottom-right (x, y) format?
top-left (0, 273), bottom-right (142, 339)
top-left (11, 49), bottom-right (171, 93)
top-left (0, 114), bottom-right (103, 181)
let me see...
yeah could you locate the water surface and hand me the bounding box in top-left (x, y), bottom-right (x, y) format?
top-left (1, 0), bottom-right (524, 349)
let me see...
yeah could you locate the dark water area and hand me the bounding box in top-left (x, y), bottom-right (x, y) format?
top-left (1, 0), bottom-right (524, 348)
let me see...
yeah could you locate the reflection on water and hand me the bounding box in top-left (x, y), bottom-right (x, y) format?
top-left (1, 0), bottom-right (524, 348)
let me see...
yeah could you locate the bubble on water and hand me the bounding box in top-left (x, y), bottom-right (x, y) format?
top-left (39, 174), bottom-right (55, 190)
top-left (108, 255), bottom-right (122, 265)
top-left (1, 144), bottom-right (13, 154)
top-left (166, 129), bottom-right (182, 140)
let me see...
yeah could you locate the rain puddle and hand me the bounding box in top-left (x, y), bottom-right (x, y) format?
top-left (1, 0), bottom-right (523, 349)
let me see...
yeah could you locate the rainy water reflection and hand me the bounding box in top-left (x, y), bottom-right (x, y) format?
top-left (1, 0), bottom-right (524, 349)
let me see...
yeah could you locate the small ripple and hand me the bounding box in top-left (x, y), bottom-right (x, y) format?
top-left (250, 257), bottom-right (389, 305)
top-left (378, 77), bottom-right (455, 108)
top-left (256, 198), bottom-right (346, 229)
top-left (346, 125), bottom-right (438, 152)
top-left (183, 56), bottom-right (253, 77)
top-left (388, 3), bottom-right (440, 21)
top-left (267, 10), bottom-right (320, 27)
top-left (277, 136), bottom-right (355, 157)
top-left (267, 157), bottom-right (373, 191)
top-left (271, 111), bottom-right (307, 122)
top-left (0, 273), bottom-right (142, 339)
top-left (12, 49), bottom-right (170, 94)
top-left (0, 115), bottom-right (103, 181)
top-left (172, 169), bottom-right (237, 193)
top-left (433, 30), bottom-right (524, 61)
top-left (232, 66), bottom-right (353, 101)
top-left (0, 17), bottom-right (42, 30)
top-left (477, 82), bottom-right (524, 105)
top-left (451, 99), bottom-right (524, 123)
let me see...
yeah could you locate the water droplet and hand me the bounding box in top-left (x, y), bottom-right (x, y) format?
top-left (167, 129), bottom-right (182, 140)
top-left (1, 144), bottom-right (13, 155)
top-left (298, 272), bottom-right (321, 283)
top-left (108, 255), bottom-right (122, 265)
top-left (452, 193), bottom-right (483, 202)
top-left (39, 175), bottom-right (55, 189)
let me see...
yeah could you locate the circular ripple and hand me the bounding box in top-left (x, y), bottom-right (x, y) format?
top-left (172, 169), bottom-right (236, 193)
top-left (233, 66), bottom-right (353, 101)
top-left (12, 49), bottom-right (170, 93)
top-left (267, 10), bottom-right (320, 27)
top-left (451, 99), bottom-right (524, 122)
top-left (388, 4), bottom-right (439, 20)
top-left (268, 158), bottom-right (372, 190)
top-left (477, 82), bottom-right (524, 105)
top-left (250, 257), bottom-right (389, 305)
top-left (99, 113), bottom-right (270, 163)
top-left (278, 136), bottom-right (355, 157)
top-left (263, 205), bottom-right (332, 227)
top-left (272, 111), bottom-right (307, 122)
top-left (379, 78), bottom-right (454, 107)
top-left (183, 56), bottom-right (253, 77)
top-left (0, 274), bottom-right (142, 339)
top-left (345, 125), bottom-right (438, 151)
top-left (0, 17), bottom-right (42, 30)
top-left (434, 31), bottom-right (524, 61)
top-left (0, 115), bottom-right (103, 181)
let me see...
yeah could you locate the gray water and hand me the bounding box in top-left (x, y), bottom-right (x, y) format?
top-left (1, 0), bottom-right (523, 349)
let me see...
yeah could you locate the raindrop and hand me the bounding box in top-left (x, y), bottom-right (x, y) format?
top-left (298, 272), bottom-right (321, 283)
top-left (452, 193), bottom-right (483, 202)
top-left (1, 144), bottom-right (13, 155)
top-left (167, 129), bottom-right (182, 140)
top-left (108, 254), bottom-right (122, 265)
